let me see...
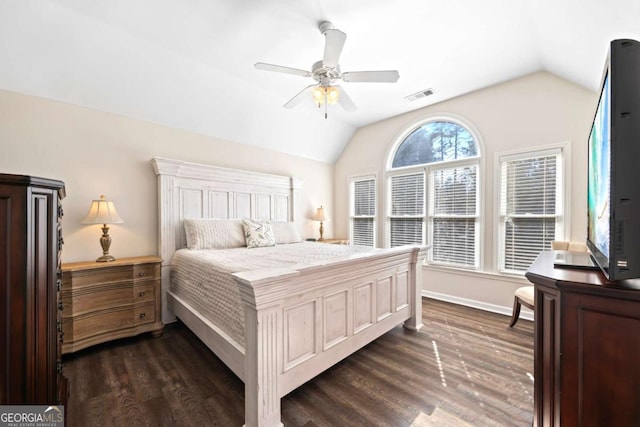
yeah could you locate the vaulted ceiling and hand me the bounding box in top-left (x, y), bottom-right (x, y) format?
top-left (1, 0), bottom-right (638, 163)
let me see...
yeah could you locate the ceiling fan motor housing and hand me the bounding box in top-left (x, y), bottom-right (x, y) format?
top-left (318, 21), bottom-right (334, 35)
top-left (312, 60), bottom-right (341, 86)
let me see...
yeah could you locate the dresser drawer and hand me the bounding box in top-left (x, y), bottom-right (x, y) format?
top-left (134, 282), bottom-right (155, 304)
top-left (62, 282), bottom-right (132, 316)
top-left (134, 304), bottom-right (155, 325)
top-left (134, 263), bottom-right (158, 281)
top-left (63, 265), bottom-right (132, 289)
top-left (63, 307), bottom-right (134, 342)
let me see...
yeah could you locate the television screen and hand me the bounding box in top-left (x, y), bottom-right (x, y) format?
top-left (586, 39), bottom-right (640, 280)
top-left (587, 72), bottom-right (610, 260)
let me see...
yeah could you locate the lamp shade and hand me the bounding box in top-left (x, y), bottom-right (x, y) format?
top-left (81, 195), bottom-right (124, 225)
top-left (312, 206), bottom-right (328, 222)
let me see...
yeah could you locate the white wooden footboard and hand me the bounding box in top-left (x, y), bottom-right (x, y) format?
top-left (235, 245), bottom-right (426, 427)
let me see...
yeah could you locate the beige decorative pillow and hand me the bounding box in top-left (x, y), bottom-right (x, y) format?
top-left (271, 221), bottom-right (302, 244)
top-left (183, 218), bottom-right (246, 249)
top-left (242, 218), bottom-right (276, 248)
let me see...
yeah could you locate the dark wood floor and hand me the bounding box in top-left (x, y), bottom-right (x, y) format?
top-left (63, 299), bottom-right (534, 426)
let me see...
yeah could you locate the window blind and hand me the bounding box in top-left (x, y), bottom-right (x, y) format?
top-left (500, 153), bottom-right (560, 272)
top-left (351, 177), bottom-right (376, 247)
top-left (389, 173), bottom-right (424, 247)
top-left (429, 165), bottom-right (478, 267)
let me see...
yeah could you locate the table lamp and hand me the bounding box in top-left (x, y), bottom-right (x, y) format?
top-left (81, 195), bottom-right (125, 262)
top-left (312, 205), bottom-right (328, 241)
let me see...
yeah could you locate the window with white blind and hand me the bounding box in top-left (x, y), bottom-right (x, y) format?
top-left (387, 119), bottom-right (480, 268)
top-left (350, 176), bottom-right (376, 247)
top-left (499, 148), bottom-right (564, 273)
top-left (389, 172), bottom-right (425, 247)
top-left (429, 165), bottom-right (479, 267)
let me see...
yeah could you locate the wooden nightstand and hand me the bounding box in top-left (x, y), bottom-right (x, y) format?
top-left (60, 256), bottom-right (163, 354)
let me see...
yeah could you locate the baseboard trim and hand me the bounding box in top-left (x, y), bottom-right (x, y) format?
top-left (422, 290), bottom-right (534, 322)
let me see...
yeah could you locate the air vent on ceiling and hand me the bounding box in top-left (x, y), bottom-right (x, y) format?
top-left (405, 88), bottom-right (435, 102)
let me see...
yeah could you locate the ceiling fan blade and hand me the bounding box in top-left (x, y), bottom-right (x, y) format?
top-left (254, 62), bottom-right (312, 78)
top-left (335, 85), bottom-right (356, 111)
top-left (323, 29), bottom-right (346, 68)
top-left (283, 84), bottom-right (316, 109)
top-left (342, 70), bottom-right (400, 83)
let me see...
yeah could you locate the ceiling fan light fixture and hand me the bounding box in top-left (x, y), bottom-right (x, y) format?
top-left (312, 86), bottom-right (325, 105)
top-left (312, 86), bottom-right (340, 106)
top-left (326, 86), bottom-right (340, 105)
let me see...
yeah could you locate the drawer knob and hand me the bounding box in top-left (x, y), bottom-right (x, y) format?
top-left (139, 313), bottom-right (146, 319)
top-left (138, 291), bottom-right (145, 297)
top-left (138, 272), bottom-right (146, 277)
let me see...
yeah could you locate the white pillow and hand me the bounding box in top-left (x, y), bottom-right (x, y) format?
top-left (183, 218), bottom-right (246, 250)
top-left (242, 218), bottom-right (276, 249)
top-left (271, 221), bottom-right (302, 244)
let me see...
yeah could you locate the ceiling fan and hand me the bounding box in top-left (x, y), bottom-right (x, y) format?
top-left (254, 21), bottom-right (399, 117)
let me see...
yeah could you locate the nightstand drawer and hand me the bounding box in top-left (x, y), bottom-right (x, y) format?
top-left (134, 263), bottom-right (158, 281)
top-left (134, 282), bottom-right (155, 304)
top-left (63, 266), bottom-right (132, 289)
top-left (62, 281), bottom-right (132, 316)
top-left (134, 304), bottom-right (155, 325)
top-left (64, 307), bottom-right (134, 342)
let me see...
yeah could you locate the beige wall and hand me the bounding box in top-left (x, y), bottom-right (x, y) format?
top-left (0, 89), bottom-right (334, 263)
top-left (0, 72), bottom-right (598, 314)
top-left (334, 71), bottom-right (598, 314)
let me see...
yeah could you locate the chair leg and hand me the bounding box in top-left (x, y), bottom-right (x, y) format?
top-left (509, 296), bottom-right (522, 328)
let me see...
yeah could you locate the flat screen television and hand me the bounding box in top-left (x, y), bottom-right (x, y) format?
top-left (587, 39), bottom-right (640, 281)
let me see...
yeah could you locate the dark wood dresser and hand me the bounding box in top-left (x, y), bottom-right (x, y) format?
top-left (526, 250), bottom-right (640, 427)
top-left (0, 174), bottom-right (67, 405)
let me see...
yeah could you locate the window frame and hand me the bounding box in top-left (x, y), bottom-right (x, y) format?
top-left (496, 143), bottom-right (569, 275)
top-left (385, 115), bottom-right (483, 269)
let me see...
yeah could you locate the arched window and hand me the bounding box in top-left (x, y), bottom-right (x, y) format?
top-left (392, 121), bottom-right (478, 168)
top-left (388, 119), bottom-right (481, 268)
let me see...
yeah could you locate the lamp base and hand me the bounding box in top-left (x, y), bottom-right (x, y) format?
top-left (96, 224), bottom-right (116, 262)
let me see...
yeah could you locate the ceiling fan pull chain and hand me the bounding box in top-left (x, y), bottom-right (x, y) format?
top-left (325, 88), bottom-right (328, 119)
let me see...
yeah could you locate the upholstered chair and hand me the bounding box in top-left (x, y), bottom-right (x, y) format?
top-left (509, 241), bottom-right (588, 327)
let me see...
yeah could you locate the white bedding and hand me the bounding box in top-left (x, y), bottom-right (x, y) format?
top-left (171, 242), bottom-right (376, 347)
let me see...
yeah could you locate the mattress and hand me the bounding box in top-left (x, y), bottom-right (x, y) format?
top-left (170, 242), bottom-right (375, 347)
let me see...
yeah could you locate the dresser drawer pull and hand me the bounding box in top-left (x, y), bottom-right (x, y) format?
top-left (139, 313), bottom-right (146, 319)
top-left (58, 301), bottom-right (64, 311)
top-left (138, 272), bottom-right (146, 277)
top-left (138, 291), bottom-right (145, 297)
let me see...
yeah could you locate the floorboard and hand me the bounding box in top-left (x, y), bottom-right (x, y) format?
top-left (63, 298), bottom-right (534, 426)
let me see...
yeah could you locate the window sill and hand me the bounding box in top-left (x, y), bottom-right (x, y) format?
top-left (421, 263), bottom-right (531, 285)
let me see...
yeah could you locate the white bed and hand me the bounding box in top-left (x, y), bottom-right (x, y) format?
top-left (152, 157), bottom-right (427, 427)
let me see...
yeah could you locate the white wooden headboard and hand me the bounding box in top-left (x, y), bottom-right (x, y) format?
top-left (151, 157), bottom-right (304, 323)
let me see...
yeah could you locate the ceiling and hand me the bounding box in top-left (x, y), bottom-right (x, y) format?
top-left (1, 0), bottom-right (638, 163)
